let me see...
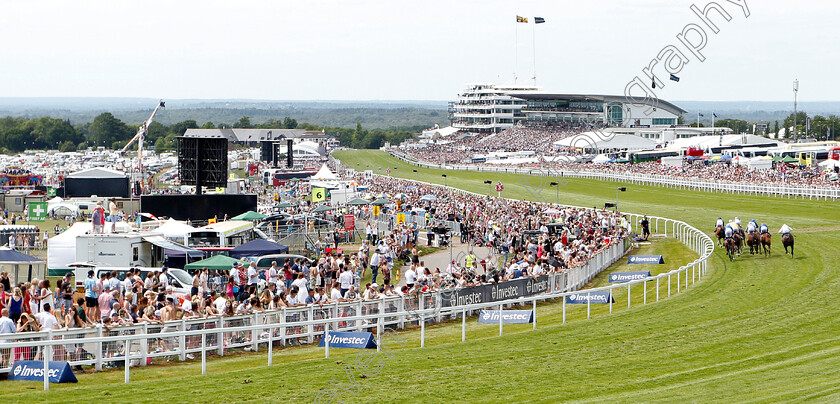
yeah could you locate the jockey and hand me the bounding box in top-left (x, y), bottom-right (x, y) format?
top-left (778, 224), bottom-right (793, 234)
top-left (724, 223), bottom-right (734, 239)
top-left (730, 220), bottom-right (740, 234)
top-left (734, 216), bottom-right (743, 228)
top-left (715, 217), bottom-right (724, 229)
top-left (759, 223), bottom-right (769, 234)
top-left (746, 221), bottom-right (757, 234)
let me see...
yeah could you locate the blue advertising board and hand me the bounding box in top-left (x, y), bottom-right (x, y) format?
top-left (7, 361), bottom-right (77, 383)
top-left (476, 310), bottom-right (534, 324)
top-left (566, 291), bottom-right (614, 304)
top-left (627, 255), bottom-right (665, 264)
top-left (318, 332), bottom-right (378, 349)
top-left (609, 271), bottom-right (651, 283)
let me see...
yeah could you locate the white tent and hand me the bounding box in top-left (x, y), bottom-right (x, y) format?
top-left (591, 154), bottom-right (612, 164)
top-left (155, 218), bottom-right (195, 243)
top-left (554, 133), bottom-right (658, 153)
top-left (48, 203), bottom-right (80, 218)
top-left (47, 221), bottom-right (134, 271)
top-left (748, 156), bottom-right (773, 170)
top-left (312, 164), bottom-right (339, 180)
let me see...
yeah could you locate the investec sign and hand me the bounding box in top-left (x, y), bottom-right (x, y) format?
top-left (317, 332), bottom-right (377, 349)
top-left (477, 310), bottom-right (534, 324)
top-left (443, 276), bottom-right (552, 308)
top-left (566, 291), bottom-right (614, 304)
top-left (8, 361), bottom-right (77, 383)
top-left (609, 271), bottom-right (651, 283)
top-left (628, 255), bottom-right (665, 264)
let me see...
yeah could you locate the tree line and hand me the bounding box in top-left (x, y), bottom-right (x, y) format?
top-left (0, 113), bottom-right (420, 153)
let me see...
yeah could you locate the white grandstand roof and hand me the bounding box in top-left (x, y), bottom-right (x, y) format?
top-left (554, 133), bottom-right (658, 151)
top-left (668, 135), bottom-right (782, 149)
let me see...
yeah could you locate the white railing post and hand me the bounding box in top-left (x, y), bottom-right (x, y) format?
top-left (532, 300), bottom-right (537, 330)
top-left (44, 332), bottom-right (51, 391)
top-left (180, 318), bottom-right (187, 361)
top-left (324, 321), bottom-right (330, 359)
top-left (140, 323), bottom-right (148, 366)
top-left (125, 337), bottom-right (131, 383)
top-left (95, 324), bottom-right (103, 371)
top-left (462, 309), bottom-right (466, 342)
top-left (499, 303), bottom-right (504, 336)
top-left (268, 327), bottom-right (274, 366)
top-left (217, 316), bottom-right (224, 356)
top-left (201, 333), bottom-right (207, 375)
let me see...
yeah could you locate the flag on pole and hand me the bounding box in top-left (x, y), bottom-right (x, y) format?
top-left (669, 74), bottom-right (680, 82)
top-left (516, 15), bottom-right (528, 23)
top-left (699, 113), bottom-right (704, 117)
top-left (713, 113), bottom-right (718, 118)
top-left (534, 17), bottom-right (546, 24)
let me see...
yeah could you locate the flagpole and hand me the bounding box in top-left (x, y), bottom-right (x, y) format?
top-left (515, 19), bottom-right (519, 84)
top-left (532, 20), bottom-right (537, 86)
top-left (697, 112), bottom-right (700, 128)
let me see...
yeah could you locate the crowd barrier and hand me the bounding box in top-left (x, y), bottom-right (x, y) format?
top-left (0, 173), bottom-right (714, 391)
top-left (387, 150), bottom-right (840, 200)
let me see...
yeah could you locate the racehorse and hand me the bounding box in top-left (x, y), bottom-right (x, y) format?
top-left (715, 225), bottom-right (725, 246)
top-left (725, 237), bottom-right (738, 261)
top-left (732, 232), bottom-right (743, 255)
top-left (760, 233), bottom-right (772, 256)
top-left (746, 232), bottom-right (760, 255)
top-left (782, 233), bottom-right (794, 256)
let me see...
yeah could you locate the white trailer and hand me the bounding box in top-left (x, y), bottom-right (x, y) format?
top-left (75, 232), bottom-right (196, 269)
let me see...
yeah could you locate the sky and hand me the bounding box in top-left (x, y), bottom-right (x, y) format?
top-left (0, 0), bottom-right (837, 102)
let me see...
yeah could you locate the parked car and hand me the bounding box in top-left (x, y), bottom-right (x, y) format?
top-left (253, 254), bottom-right (312, 271)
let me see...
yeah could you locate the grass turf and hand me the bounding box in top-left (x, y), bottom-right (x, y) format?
top-left (5, 150), bottom-right (840, 402)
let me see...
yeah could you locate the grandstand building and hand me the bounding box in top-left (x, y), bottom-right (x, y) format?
top-left (450, 83), bottom-right (538, 134)
top-left (449, 84), bottom-right (688, 133)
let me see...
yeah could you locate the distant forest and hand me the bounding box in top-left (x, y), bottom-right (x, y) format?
top-left (0, 111), bottom-right (431, 153)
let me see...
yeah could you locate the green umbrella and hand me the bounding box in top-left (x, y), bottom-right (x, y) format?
top-left (231, 210), bottom-right (267, 220)
top-left (277, 202), bottom-right (297, 208)
top-left (346, 198), bottom-right (370, 206)
top-left (312, 205), bottom-right (334, 213)
top-left (781, 156), bottom-right (799, 163)
top-left (371, 198), bottom-right (392, 206)
top-left (184, 255), bottom-right (250, 271)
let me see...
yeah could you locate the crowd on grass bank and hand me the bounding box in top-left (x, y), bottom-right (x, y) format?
top-left (0, 175), bottom-right (633, 359)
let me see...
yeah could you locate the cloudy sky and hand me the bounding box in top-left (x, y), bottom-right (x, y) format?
top-left (0, 0), bottom-right (836, 101)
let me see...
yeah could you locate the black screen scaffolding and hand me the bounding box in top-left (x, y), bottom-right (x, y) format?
top-left (178, 137), bottom-right (228, 194)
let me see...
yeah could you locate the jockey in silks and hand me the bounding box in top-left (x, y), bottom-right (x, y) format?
top-left (724, 221), bottom-right (734, 239)
top-left (779, 224), bottom-right (793, 235)
top-left (716, 217), bottom-right (724, 230)
top-left (730, 220), bottom-right (741, 235)
top-left (734, 216), bottom-right (743, 229)
top-left (746, 219), bottom-right (758, 234)
top-left (759, 223), bottom-right (769, 234)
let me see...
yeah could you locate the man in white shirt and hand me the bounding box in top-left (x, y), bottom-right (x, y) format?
top-left (214, 293), bottom-right (227, 314)
top-left (159, 267), bottom-right (170, 290)
top-left (268, 261), bottom-right (280, 288)
top-left (338, 268), bottom-right (354, 297)
top-left (247, 262), bottom-right (259, 296)
top-left (35, 303), bottom-right (60, 330)
top-left (329, 283), bottom-right (343, 302)
top-left (404, 265), bottom-right (417, 289)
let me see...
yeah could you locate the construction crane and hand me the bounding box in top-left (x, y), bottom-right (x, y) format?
top-left (121, 100), bottom-right (164, 195)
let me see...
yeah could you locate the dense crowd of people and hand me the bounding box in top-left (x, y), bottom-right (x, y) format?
top-left (398, 125), bottom-right (840, 188)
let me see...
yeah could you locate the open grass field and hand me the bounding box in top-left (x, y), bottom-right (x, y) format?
top-left (5, 150), bottom-right (840, 402)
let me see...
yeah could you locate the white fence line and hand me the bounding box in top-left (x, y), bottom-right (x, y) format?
top-left (0, 179), bottom-right (715, 391)
top-left (387, 151), bottom-right (840, 200)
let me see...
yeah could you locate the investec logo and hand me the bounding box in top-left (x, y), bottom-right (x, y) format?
top-left (12, 364), bottom-right (60, 378)
top-left (568, 293), bottom-right (609, 303)
top-left (630, 256), bottom-right (659, 263)
top-left (481, 311), bottom-right (530, 321)
top-left (610, 273), bottom-right (646, 282)
top-left (491, 285), bottom-right (519, 300)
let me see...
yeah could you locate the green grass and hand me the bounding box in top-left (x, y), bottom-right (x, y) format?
top-left (6, 150), bottom-right (840, 402)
